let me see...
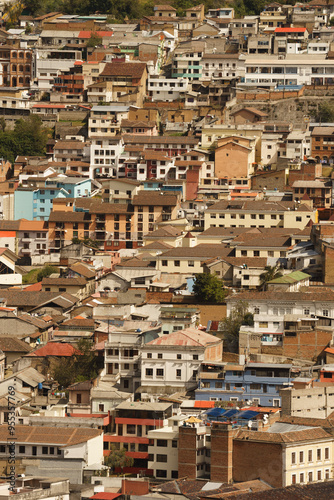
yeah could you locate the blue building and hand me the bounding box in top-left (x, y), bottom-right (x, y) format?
top-left (196, 362), bottom-right (297, 407)
top-left (14, 178), bottom-right (93, 221)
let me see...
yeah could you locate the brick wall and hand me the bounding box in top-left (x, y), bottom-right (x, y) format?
top-left (178, 426), bottom-right (198, 479)
top-left (211, 423), bottom-right (237, 482)
top-left (282, 329), bottom-right (332, 361)
top-left (324, 245), bottom-right (334, 284)
top-left (233, 440), bottom-right (283, 488)
top-left (236, 87), bottom-right (304, 102)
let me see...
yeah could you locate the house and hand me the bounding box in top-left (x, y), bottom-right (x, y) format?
top-left (41, 277), bottom-right (88, 300)
top-left (140, 328), bottom-right (223, 399)
top-left (17, 219), bottom-right (49, 264)
top-left (0, 290), bottom-right (77, 315)
top-left (67, 380), bottom-right (92, 414)
top-left (0, 337), bottom-right (31, 366)
top-left (22, 342), bottom-right (80, 376)
top-left (148, 76), bottom-right (189, 102)
top-left (98, 62), bottom-right (148, 107)
top-left (214, 135), bottom-right (258, 185)
top-left (230, 107), bottom-right (268, 125)
top-left (0, 424), bottom-right (103, 484)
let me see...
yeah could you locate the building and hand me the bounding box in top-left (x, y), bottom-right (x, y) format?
top-left (204, 200), bottom-right (317, 230)
top-left (0, 425), bottom-right (103, 483)
top-left (140, 328), bottom-right (223, 399)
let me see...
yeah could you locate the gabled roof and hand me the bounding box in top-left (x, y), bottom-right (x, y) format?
top-left (132, 191), bottom-right (178, 206)
top-left (27, 342), bottom-right (80, 357)
top-left (0, 337), bottom-right (31, 353)
top-left (0, 290), bottom-right (77, 308)
top-left (268, 271), bottom-right (310, 284)
top-left (0, 424), bottom-right (102, 446)
top-left (145, 225), bottom-right (183, 238)
top-left (146, 327), bottom-right (220, 347)
top-left (100, 62), bottom-right (147, 79)
top-left (69, 262), bottom-right (96, 279)
top-left (42, 277), bottom-right (87, 286)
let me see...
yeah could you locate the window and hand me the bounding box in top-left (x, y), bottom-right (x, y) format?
top-left (291, 474), bottom-right (296, 485)
top-left (291, 452), bottom-right (296, 464)
top-left (323, 310), bottom-right (329, 317)
top-left (317, 448), bottom-right (321, 461)
top-left (157, 454), bottom-right (168, 462)
top-left (127, 424), bottom-right (136, 434)
top-left (177, 354), bottom-right (182, 360)
top-left (304, 309), bottom-right (310, 315)
top-left (325, 469), bottom-right (330, 480)
top-left (147, 353), bottom-right (152, 359)
top-left (19, 446), bottom-right (25, 453)
top-left (325, 447), bottom-right (329, 460)
top-left (49, 447), bottom-right (54, 455)
top-left (157, 369), bottom-right (164, 377)
top-left (215, 382), bottom-right (223, 388)
top-left (162, 260), bottom-right (167, 267)
top-left (42, 447), bottom-right (48, 455)
top-left (0, 445), bottom-right (5, 453)
top-left (172, 440), bottom-right (177, 448)
top-left (176, 369), bottom-right (181, 378)
top-left (188, 260), bottom-right (194, 267)
top-left (308, 450), bottom-right (313, 462)
top-left (156, 470), bottom-right (167, 478)
top-left (193, 355), bottom-right (199, 360)
top-left (158, 353), bottom-right (163, 359)
top-left (308, 471), bottom-right (313, 482)
top-left (146, 368), bottom-right (153, 377)
top-left (157, 439), bottom-right (168, 447)
top-left (300, 473), bottom-right (304, 483)
top-left (300, 451), bottom-right (304, 463)
top-left (259, 322), bottom-right (268, 328)
top-left (318, 470), bottom-right (322, 481)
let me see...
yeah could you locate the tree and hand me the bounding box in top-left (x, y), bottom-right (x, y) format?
top-left (259, 264), bottom-right (283, 290)
top-left (221, 301), bottom-right (252, 352)
top-left (52, 339), bottom-right (99, 388)
top-left (314, 102), bottom-right (334, 123)
top-left (193, 273), bottom-right (228, 303)
top-left (86, 33), bottom-right (102, 48)
top-left (36, 265), bottom-right (58, 283)
top-left (105, 446), bottom-right (134, 474)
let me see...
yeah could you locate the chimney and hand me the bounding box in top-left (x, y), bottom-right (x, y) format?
top-left (210, 422), bottom-right (236, 483)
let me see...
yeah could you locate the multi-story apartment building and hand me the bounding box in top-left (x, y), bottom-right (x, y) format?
top-left (201, 54), bottom-right (243, 80)
top-left (104, 401), bottom-right (173, 475)
top-left (132, 191), bottom-right (179, 242)
top-left (148, 76), bottom-right (190, 101)
top-left (196, 362), bottom-right (295, 406)
top-left (88, 105), bottom-right (130, 138)
top-left (17, 219), bottom-right (49, 262)
top-left (98, 61), bottom-right (148, 107)
top-left (90, 136), bottom-right (123, 179)
top-left (140, 328), bottom-right (223, 399)
top-left (172, 41), bottom-right (205, 80)
top-left (204, 200), bottom-right (317, 230)
top-left (244, 53), bottom-right (334, 87)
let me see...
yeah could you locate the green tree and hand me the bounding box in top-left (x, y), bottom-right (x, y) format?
top-left (86, 33), bottom-right (102, 47)
top-left (193, 273), bottom-right (228, 303)
top-left (105, 446), bottom-right (134, 474)
top-left (13, 115), bottom-right (49, 157)
top-left (52, 339), bottom-right (99, 388)
top-left (259, 264), bottom-right (283, 290)
top-left (36, 265), bottom-right (58, 282)
top-left (221, 300), bottom-right (252, 352)
top-left (314, 102), bottom-right (334, 123)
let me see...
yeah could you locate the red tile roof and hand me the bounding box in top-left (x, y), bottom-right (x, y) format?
top-left (91, 495), bottom-right (121, 500)
top-left (146, 328), bottom-right (221, 347)
top-left (24, 282), bottom-right (42, 292)
top-left (275, 27), bottom-right (307, 32)
top-left (27, 342), bottom-right (80, 357)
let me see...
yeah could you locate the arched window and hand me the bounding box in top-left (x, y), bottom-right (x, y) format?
top-left (18, 77), bottom-right (23, 84)
top-left (12, 64), bottom-right (16, 71)
top-left (19, 65), bottom-right (23, 72)
top-left (25, 65), bottom-right (30, 72)
top-left (18, 52), bottom-right (23, 58)
top-left (11, 52), bottom-right (17, 58)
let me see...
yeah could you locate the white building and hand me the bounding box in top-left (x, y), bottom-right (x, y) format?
top-left (88, 105), bottom-right (130, 138)
top-left (201, 53), bottom-right (244, 80)
top-left (90, 137), bottom-right (123, 178)
top-left (244, 54), bottom-right (334, 87)
top-left (148, 76), bottom-right (190, 101)
top-left (140, 328), bottom-right (223, 399)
